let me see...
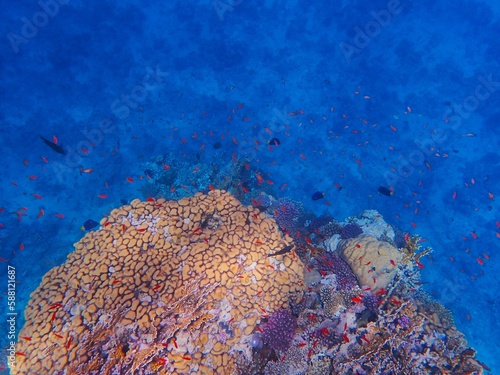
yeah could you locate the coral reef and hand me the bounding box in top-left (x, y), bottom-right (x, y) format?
top-left (260, 271), bottom-right (484, 375)
top-left (261, 308), bottom-right (297, 351)
top-left (12, 191), bottom-right (305, 375)
top-left (12, 191), bottom-right (484, 375)
top-left (338, 235), bottom-right (402, 292)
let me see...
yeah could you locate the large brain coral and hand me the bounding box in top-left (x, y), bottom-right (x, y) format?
top-left (12, 190), bottom-right (304, 375)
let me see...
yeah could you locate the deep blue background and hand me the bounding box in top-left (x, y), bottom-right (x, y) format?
top-left (1, 0), bottom-right (499, 373)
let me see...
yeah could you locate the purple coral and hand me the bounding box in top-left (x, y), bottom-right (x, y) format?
top-left (362, 292), bottom-right (380, 313)
top-left (314, 253), bottom-right (358, 290)
top-left (261, 308), bottom-right (297, 351)
top-left (273, 198), bottom-right (303, 233)
top-left (397, 315), bottom-right (411, 329)
top-left (341, 223), bottom-right (363, 239)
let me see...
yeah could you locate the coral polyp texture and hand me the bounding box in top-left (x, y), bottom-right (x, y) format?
top-left (12, 190), bottom-right (305, 375)
top-left (261, 308), bottom-right (297, 351)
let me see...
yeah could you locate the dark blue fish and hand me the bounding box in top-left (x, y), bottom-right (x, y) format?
top-left (378, 186), bottom-right (394, 196)
top-left (268, 244), bottom-right (294, 257)
top-left (81, 219), bottom-right (99, 231)
top-left (312, 191), bottom-right (325, 201)
top-left (268, 138), bottom-right (281, 146)
top-left (40, 136), bottom-right (66, 155)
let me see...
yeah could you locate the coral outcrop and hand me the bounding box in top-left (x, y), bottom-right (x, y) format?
top-left (12, 190), bottom-right (304, 375)
top-left (338, 235), bottom-right (403, 292)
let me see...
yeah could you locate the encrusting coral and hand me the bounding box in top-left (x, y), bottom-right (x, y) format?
top-left (12, 190), bottom-right (305, 375)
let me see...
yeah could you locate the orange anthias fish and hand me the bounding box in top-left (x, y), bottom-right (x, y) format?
top-left (255, 172), bottom-right (264, 184)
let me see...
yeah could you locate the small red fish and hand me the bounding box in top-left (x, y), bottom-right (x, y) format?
top-left (390, 259), bottom-right (396, 266)
top-left (66, 336), bottom-right (72, 349)
top-left (126, 177), bottom-right (134, 183)
top-left (31, 193), bottom-right (43, 199)
top-left (476, 257), bottom-right (484, 266)
top-left (55, 213), bottom-right (65, 219)
top-left (471, 231), bottom-right (478, 239)
top-left (452, 191), bottom-right (457, 200)
top-left (342, 333), bottom-right (350, 343)
top-left (98, 194), bottom-right (108, 199)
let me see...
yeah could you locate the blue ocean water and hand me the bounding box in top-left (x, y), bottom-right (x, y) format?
top-left (0, 0), bottom-right (498, 374)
